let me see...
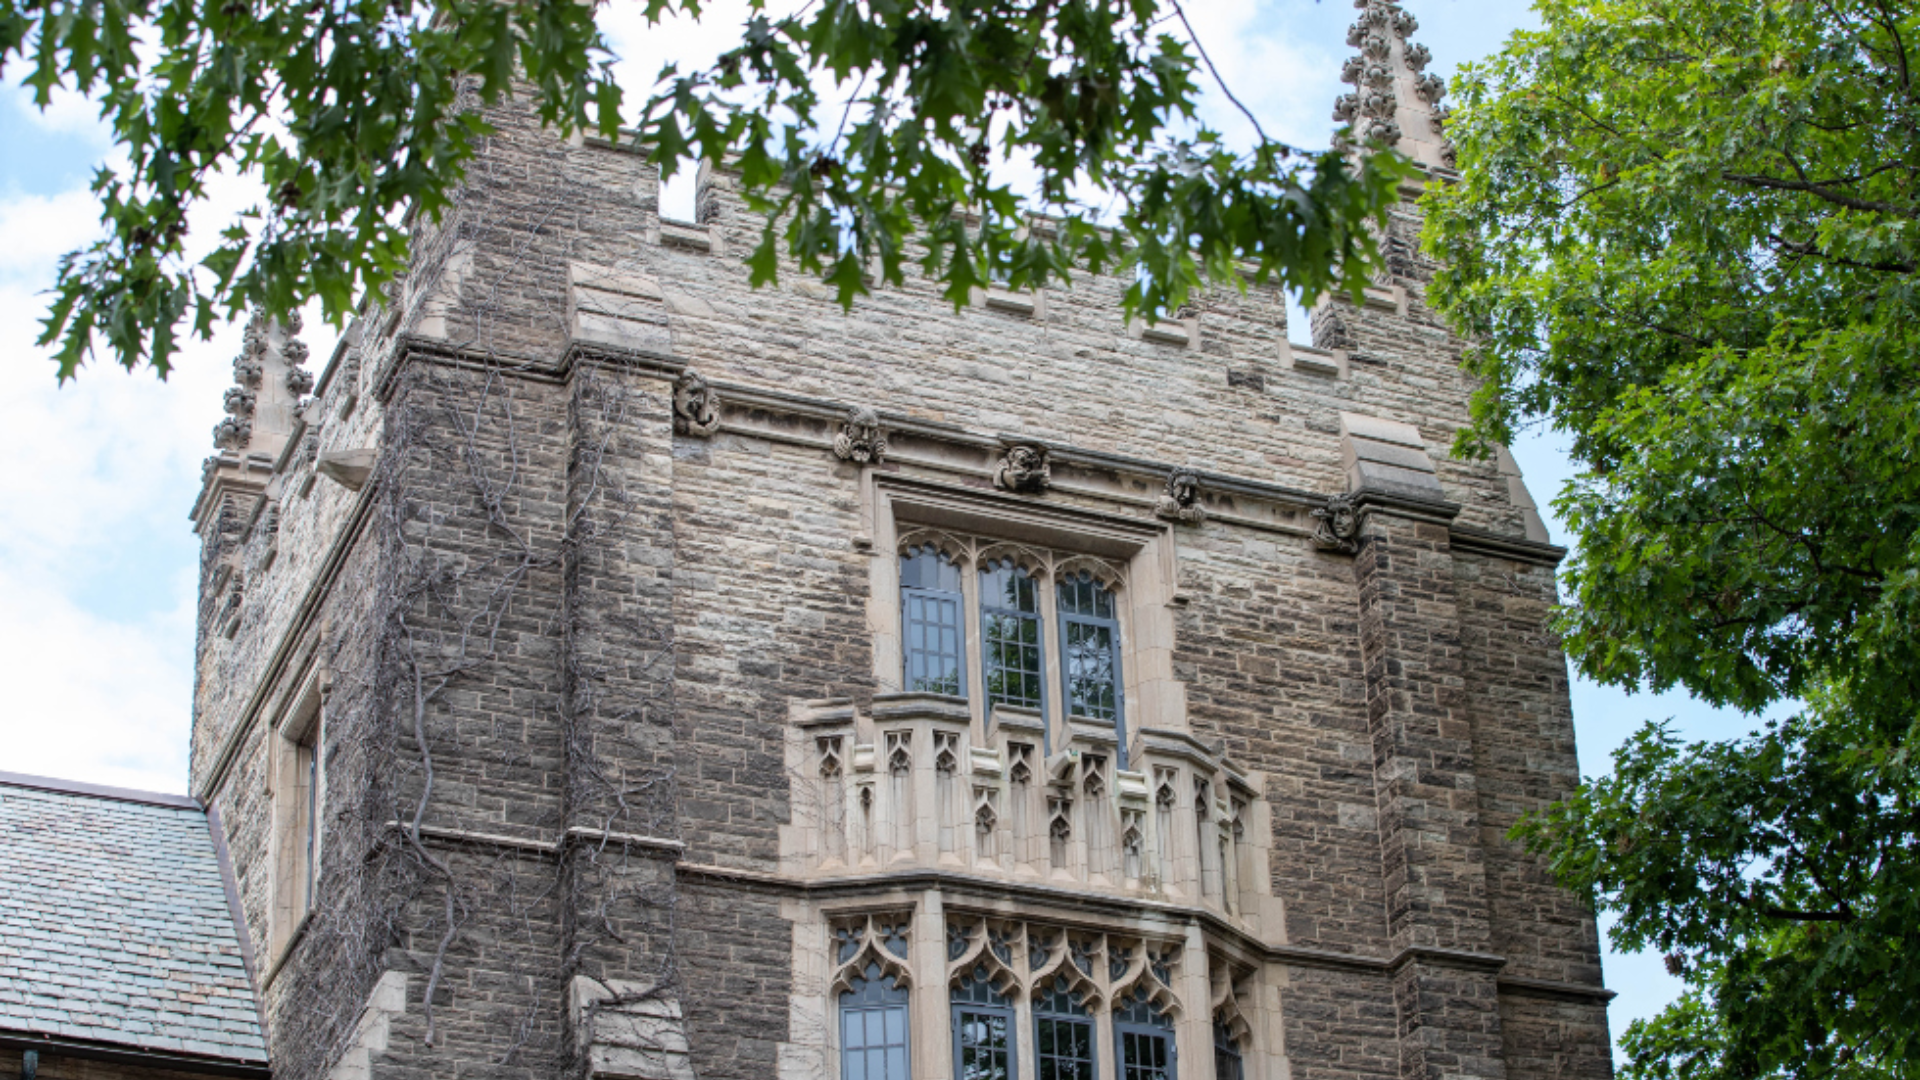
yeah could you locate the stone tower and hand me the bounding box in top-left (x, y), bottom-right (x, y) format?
top-left (187, 5), bottom-right (1611, 1079)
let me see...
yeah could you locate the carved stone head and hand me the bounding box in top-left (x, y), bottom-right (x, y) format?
top-left (673, 370), bottom-right (721, 437)
top-left (1311, 493), bottom-right (1361, 554)
top-left (1155, 468), bottom-right (1207, 525)
top-left (833, 405), bottom-right (889, 464)
top-left (994, 444), bottom-right (1051, 494)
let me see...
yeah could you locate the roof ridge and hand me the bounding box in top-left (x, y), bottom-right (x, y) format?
top-left (0, 769), bottom-right (201, 811)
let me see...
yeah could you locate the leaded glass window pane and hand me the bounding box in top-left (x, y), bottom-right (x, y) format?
top-left (980, 560), bottom-right (1044, 713)
top-left (1213, 1019), bottom-right (1245, 1080)
top-left (1034, 975), bottom-right (1094, 1080)
top-left (1062, 620), bottom-right (1117, 719)
top-left (1058, 572), bottom-right (1123, 758)
top-left (1115, 987), bottom-right (1175, 1080)
top-left (951, 968), bottom-right (1014, 1080)
top-left (902, 547), bottom-right (964, 697)
top-left (1120, 1030), bottom-right (1173, 1080)
top-left (841, 963), bottom-right (910, 1080)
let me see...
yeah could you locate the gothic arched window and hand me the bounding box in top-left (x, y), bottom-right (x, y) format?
top-left (840, 962), bottom-right (910, 1080)
top-left (1058, 571), bottom-right (1126, 760)
top-left (1033, 974), bottom-right (1095, 1080)
top-left (1113, 987), bottom-right (1175, 1080)
top-left (901, 546), bottom-right (964, 696)
top-left (950, 965), bottom-right (1015, 1080)
top-left (980, 559), bottom-right (1044, 713)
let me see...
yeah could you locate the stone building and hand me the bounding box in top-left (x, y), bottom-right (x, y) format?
top-left (182, 3), bottom-right (1612, 1079)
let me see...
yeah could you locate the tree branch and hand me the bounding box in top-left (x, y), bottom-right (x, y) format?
top-left (1723, 171), bottom-right (1918, 217)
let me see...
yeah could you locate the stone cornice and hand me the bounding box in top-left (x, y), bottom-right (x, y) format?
top-left (1351, 485), bottom-right (1463, 526)
top-left (670, 861), bottom-right (1610, 1003)
top-left (1448, 523), bottom-right (1568, 567)
top-left (370, 331), bottom-right (1559, 563)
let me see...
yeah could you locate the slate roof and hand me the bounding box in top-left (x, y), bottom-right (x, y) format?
top-left (0, 773), bottom-right (268, 1065)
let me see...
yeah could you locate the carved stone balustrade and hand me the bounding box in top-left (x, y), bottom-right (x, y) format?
top-left (783, 693), bottom-right (1275, 930)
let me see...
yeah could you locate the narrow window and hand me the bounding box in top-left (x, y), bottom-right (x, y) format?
top-left (980, 559), bottom-right (1044, 714)
top-left (1033, 975), bottom-right (1095, 1080)
top-left (1114, 987), bottom-right (1176, 1080)
top-left (1057, 571), bottom-right (1125, 761)
top-left (841, 962), bottom-right (911, 1080)
top-left (1212, 1018), bottom-right (1245, 1080)
top-left (950, 966), bottom-right (1015, 1080)
top-left (299, 727), bottom-right (319, 911)
top-left (272, 687), bottom-right (323, 957)
top-left (901, 546), bottom-right (965, 697)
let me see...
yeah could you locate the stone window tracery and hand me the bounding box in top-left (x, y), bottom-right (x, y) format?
top-left (1209, 960), bottom-right (1254, 1080)
top-left (938, 916), bottom-right (1185, 1080)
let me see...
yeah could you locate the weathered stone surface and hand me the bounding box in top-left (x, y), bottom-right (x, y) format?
top-left (182, 72), bottom-right (1609, 1080)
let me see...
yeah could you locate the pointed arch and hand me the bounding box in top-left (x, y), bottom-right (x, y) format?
top-left (945, 916), bottom-right (1025, 1000)
top-left (1107, 938), bottom-right (1182, 1021)
top-left (975, 541), bottom-right (1048, 578)
top-left (896, 528), bottom-right (971, 566)
top-left (1053, 554), bottom-right (1126, 592)
top-left (829, 913), bottom-right (915, 997)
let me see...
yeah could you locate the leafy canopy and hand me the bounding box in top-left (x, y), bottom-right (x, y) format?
top-left (1426, 0), bottom-right (1920, 1076)
top-left (0, 0), bottom-right (1411, 379)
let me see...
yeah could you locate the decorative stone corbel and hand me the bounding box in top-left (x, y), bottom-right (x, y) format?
top-left (1154, 467), bottom-right (1207, 525)
top-left (832, 405), bottom-right (889, 463)
top-left (994, 443), bottom-right (1050, 495)
top-left (671, 370), bottom-right (721, 437)
top-left (316, 448), bottom-right (378, 492)
top-left (1311, 493), bottom-right (1361, 554)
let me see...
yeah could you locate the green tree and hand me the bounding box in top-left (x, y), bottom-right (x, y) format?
top-left (0, 0), bottom-right (1409, 379)
top-left (1426, 1), bottom-right (1920, 1076)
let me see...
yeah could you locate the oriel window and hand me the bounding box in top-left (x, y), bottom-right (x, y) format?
top-left (980, 560), bottom-right (1044, 713)
top-left (901, 546), bottom-right (965, 697)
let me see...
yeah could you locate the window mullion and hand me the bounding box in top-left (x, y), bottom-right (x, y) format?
top-left (1039, 575), bottom-right (1063, 754)
top-left (961, 559), bottom-right (983, 729)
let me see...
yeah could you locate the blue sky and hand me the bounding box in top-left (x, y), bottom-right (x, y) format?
top-left (0, 0), bottom-right (1766, 1057)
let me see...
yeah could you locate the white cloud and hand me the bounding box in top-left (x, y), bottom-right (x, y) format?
top-left (0, 564), bottom-right (196, 793)
top-left (0, 189), bottom-right (103, 278)
top-left (2, 82), bottom-right (114, 145)
top-left (0, 145), bottom-right (332, 797)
